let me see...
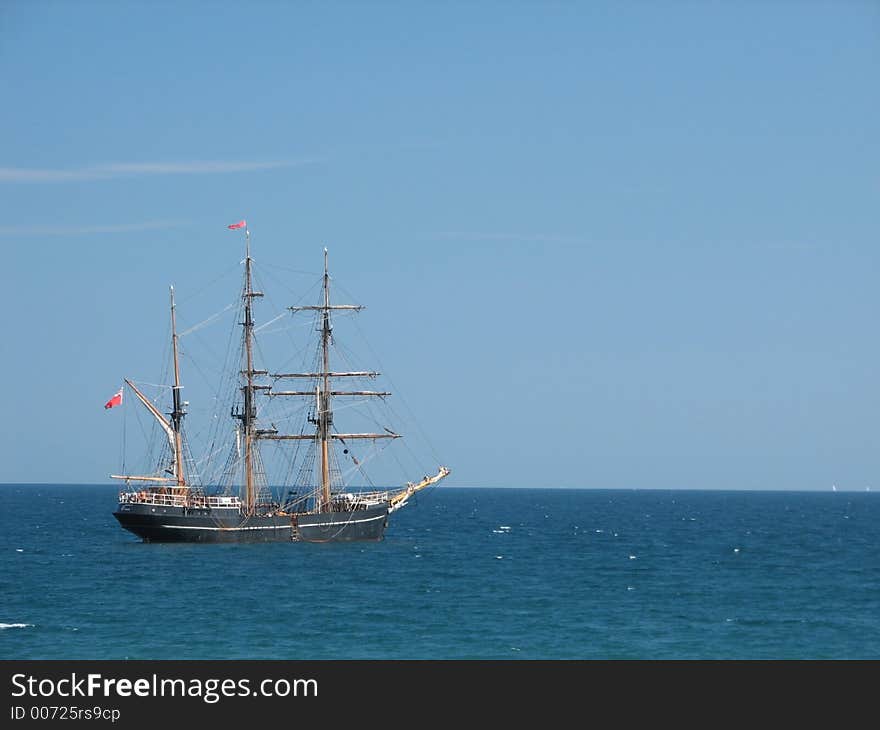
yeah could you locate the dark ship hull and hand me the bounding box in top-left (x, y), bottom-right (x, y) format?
top-left (296, 503), bottom-right (388, 542)
top-left (113, 501), bottom-right (388, 543)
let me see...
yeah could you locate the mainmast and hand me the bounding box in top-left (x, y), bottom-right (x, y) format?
top-left (169, 286), bottom-right (186, 487)
top-left (319, 248), bottom-right (332, 509)
top-left (236, 227), bottom-right (263, 514)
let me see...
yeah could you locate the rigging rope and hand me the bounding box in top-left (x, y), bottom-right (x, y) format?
top-left (178, 302), bottom-right (236, 337)
top-left (341, 292), bottom-right (445, 467)
top-left (120, 383), bottom-right (127, 479)
top-left (177, 260), bottom-right (241, 306)
top-left (254, 310), bottom-right (288, 332)
top-left (128, 380), bottom-right (172, 390)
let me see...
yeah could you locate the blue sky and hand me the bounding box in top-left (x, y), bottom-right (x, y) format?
top-left (1, 1), bottom-right (877, 489)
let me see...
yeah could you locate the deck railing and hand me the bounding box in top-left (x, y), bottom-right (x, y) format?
top-left (118, 491), bottom-right (242, 509)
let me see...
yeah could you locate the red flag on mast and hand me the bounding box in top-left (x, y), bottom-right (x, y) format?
top-left (104, 387), bottom-right (123, 410)
top-left (227, 220), bottom-right (247, 230)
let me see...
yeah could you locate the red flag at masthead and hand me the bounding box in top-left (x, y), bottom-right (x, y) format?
top-left (104, 387), bottom-right (123, 410)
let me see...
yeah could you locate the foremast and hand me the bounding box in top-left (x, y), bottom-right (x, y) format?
top-left (319, 248), bottom-right (333, 509)
top-left (262, 248), bottom-right (399, 512)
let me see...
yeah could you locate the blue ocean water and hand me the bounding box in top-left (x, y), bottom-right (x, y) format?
top-left (1, 485), bottom-right (878, 659)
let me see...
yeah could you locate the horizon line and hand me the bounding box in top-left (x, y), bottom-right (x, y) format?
top-left (0, 482), bottom-right (872, 493)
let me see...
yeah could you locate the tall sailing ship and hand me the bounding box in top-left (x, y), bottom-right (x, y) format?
top-left (111, 224), bottom-right (449, 542)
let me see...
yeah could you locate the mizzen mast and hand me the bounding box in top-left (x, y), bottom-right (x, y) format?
top-left (169, 286), bottom-right (186, 487)
top-left (111, 288), bottom-right (189, 488)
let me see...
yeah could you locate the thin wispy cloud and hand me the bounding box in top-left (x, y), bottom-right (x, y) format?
top-left (0, 159), bottom-right (315, 183)
top-left (0, 220), bottom-right (188, 236)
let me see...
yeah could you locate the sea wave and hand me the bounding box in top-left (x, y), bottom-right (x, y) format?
top-left (0, 623), bottom-right (34, 630)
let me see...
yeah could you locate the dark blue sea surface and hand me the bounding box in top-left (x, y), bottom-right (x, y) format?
top-left (1, 485), bottom-right (878, 659)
